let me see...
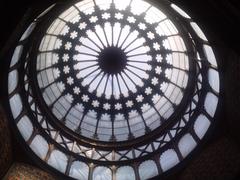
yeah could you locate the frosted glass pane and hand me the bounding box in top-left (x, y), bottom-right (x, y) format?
top-left (208, 68), bottom-right (220, 93)
top-left (48, 150), bottom-right (68, 173)
top-left (178, 134), bottom-right (197, 158)
top-left (10, 45), bottom-right (23, 67)
top-left (190, 22), bottom-right (208, 41)
top-left (160, 149), bottom-right (179, 172)
top-left (17, 116), bottom-right (33, 141)
top-left (171, 4), bottom-right (191, 19)
top-left (10, 94), bottom-right (23, 119)
top-left (69, 161), bottom-right (89, 180)
top-left (116, 166), bottom-right (136, 180)
top-left (8, 70), bottom-right (18, 94)
top-left (139, 160), bottom-right (158, 180)
top-left (20, 22), bottom-right (36, 41)
top-left (93, 166), bottom-right (112, 180)
top-left (203, 45), bottom-right (217, 67)
top-left (194, 114), bottom-right (211, 139)
top-left (204, 92), bottom-right (218, 117)
top-left (30, 135), bottom-right (49, 159)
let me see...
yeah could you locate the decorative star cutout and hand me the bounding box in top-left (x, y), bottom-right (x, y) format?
top-left (82, 95), bottom-right (89, 102)
top-left (127, 16), bottom-right (136, 23)
top-left (115, 13), bottom-right (123, 20)
top-left (67, 77), bottom-right (74, 85)
top-left (155, 66), bottom-right (162, 74)
top-left (126, 100), bottom-right (133, 108)
top-left (138, 23), bottom-right (147, 30)
top-left (151, 77), bottom-right (158, 86)
top-left (70, 15), bottom-right (81, 24)
top-left (62, 54), bottom-right (69, 62)
top-left (61, 26), bottom-right (70, 35)
top-left (73, 86), bottom-right (80, 95)
top-left (103, 103), bottom-right (111, 110)
top-left (156, 54), bottom-right (163, 62)
top-left (63, 66), bottom-right (70, 74)
top-left (136, 95), bottom-right (144, 102)
top-left (57, 82), bottom-right (65, 91)
top-left (145, 87), bottom-right (152, 95)
top-left (115, 103), bottom-right (122, 110)
top-left (65, 42), bottom-right (72, 50)
top-left (70, 31), bottom-right (78, 39)
top-left (53, 68), bottom-right (60, 78)
top-left (153, 42), bottom-right (161, 50)
top-left (92, 100), bottom-right (100, 107)
top-left (90, 16), bottom-right (98, 23)
top-left (79, 22), bottom-right (87, 30)
top-left (152, 94), bottom-right (161, 104)
top-left (147, 31), bottom-right (155, 40)
top-left (55, 39), bottom-right (62, 49)
top-left (102, 12), bottom-right (110, 19)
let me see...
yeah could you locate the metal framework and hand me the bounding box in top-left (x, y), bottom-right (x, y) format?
top-left (4, 0), bottom-right (221, 179)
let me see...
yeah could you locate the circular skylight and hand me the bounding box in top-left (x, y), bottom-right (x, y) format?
top-left (6, 0), bottom-right (220, 179)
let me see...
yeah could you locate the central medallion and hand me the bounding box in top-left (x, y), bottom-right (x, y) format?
top-left (98, 47), bottom-right (127, 74)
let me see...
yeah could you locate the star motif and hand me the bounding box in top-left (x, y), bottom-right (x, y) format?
top-left (138, 23), bottom-right (147, 30)
top-left (147, 31), bottom-right (155, 40)
top-left (57, 82), bottom-right (65, 91)
top-left (155, 66), bottom-right (162, 74)
top-left (61, 26), bottom-right (69, 35)
top-left (136, 95), bottom-right (144, 102)
top-left (67, 77), bottom-right (74, 85)
top-left (92, 100), bottom-right (100, 107)
top-left (63, 66), bottom-right (70, 74)
top-left (90, 16), bottom-right (98, 23)
top-left (151, 77), bottom-right (158, 86)
top-left (126, 100), bottom-right (133, 108)
top-left (127, 16), bottom-right (136, 23)
top-left (152, 94), bottom-right (161, 104)
top-left (156, 54), bottom-right (163, 62)
top-left (153, 42), bottom-right (161, 50)
top-left (62, 54), bottom-right (69, 62)
top-left (52, 54), bottom-right (59, 64)
top-left (141, 103), bottom-right (150, 112)
top-left (115, 13), bottom-right (123, 20)
top-left (65, 42), bottom-right (72, 50)
top-left (115, 103), bottom-right (122, 110)
top-left (103, 103), bottom-right (111, 110)
top-left (53, 68), bottom-right (60, 78)
top-left (55, 39), bottom-right (62, 49)
top-left (145, 87), bottom-right (152, 95)
top-left (70, 15), bottom-right (81, 24)
top-left (79, 22), bottom-right (87, 30)
top-left (65, 93), bottom-right (73, 103)
top-left (82, 95), bottom-right (89, 102)
top-left (102, 12), bottom-right (110, 19)
top-left (73, 86), bottom-right (80, 95)
top-left (70, 31), bottom-right (78, 39)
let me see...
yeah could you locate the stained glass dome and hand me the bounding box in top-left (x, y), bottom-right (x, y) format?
top-left (6, 0), bottom-right (220, 179)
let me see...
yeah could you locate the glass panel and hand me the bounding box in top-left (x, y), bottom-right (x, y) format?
top-left (93, 166), bottom-right (112, 180)
top-left (178, 134), bottom-right (197, 158)
top-left (190, 22), bottom-right (208, 41)
top-left (17, 116), bottom-right (33, 141)
top-left (139, 160), bottom-right (158, 180)
top-left (116, 166), bottom-right (136, 180)
top-left (69, 161), bottom-right (89, 180)
top-left (208, 68), bottom-right (220, 93)
top-left (30, 135), bottom-right (49, 159)
top-left (194, 114), bottom-right (211, 139)
top-left (171, 4), bottom-right (191, 19)
top-left (160, 149), bottom-right (179, 172)
top-left (8, 70), bottom-right (18, 94)
top-left (48, 150), bottom-right (68, 173)
top-left (204, 92), bottom-right (218, 117)
top-left (10, 94), bottom-right (23, 119)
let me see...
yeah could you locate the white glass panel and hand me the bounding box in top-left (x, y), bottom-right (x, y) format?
top-left (20, 22), bottom-right (36, 41)
top-left (130, 0), bottom-right (151, 15)
top-left (116, 166), bottom-right (136, 180)
top-left (10, 45), bottom-right (23, 67)
top-left (10, 94), bottom-right (23, 119)
top-left (204, 92), bottom-right (218, 117)
top-left (190, 22), bottom-right (208, 41)
top-left (203, 45), bottom-right (217, 67)
top-left (17, 116), bottom-right (33, 141)
top-left (178, 134), bottom-right (197, 158)
top-left (139, 160), bottom-right (158, 180)
top-left (208, 68), bottom-right (220, 93)
top-left (171, 4), bottom-right (191, 19)
top-left (30, 135), bottom-right (49, 159)
top-left (160, 149), bottom-right (179, 172)
top-left (93, 166), bottom-right (112, 180)
top-left (8, 70), bottom-right (18, 94)
top-left (194, 114), bottom-right (211, 139)
top-left (48, 150), bottom-right (68, 173)
top-left (69, 161), bottom-right (89, 180)
top-left (114, 0), bottom-right (131, 10)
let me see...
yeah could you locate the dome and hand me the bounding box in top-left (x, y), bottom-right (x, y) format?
top-left (6, 0), bottom-right (220, 179)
